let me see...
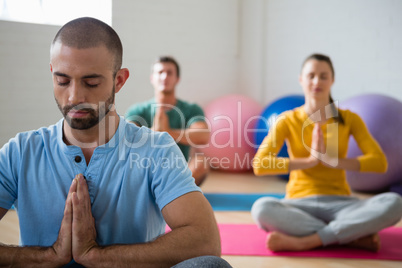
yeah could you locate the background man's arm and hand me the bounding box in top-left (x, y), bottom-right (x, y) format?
top-left (166, 121), bottom-right (210, 146)
top-left (152, 107), bottom-right (210, 146)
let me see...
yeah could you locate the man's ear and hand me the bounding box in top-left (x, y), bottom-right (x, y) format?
top-left (114, 68), bottom-right (130, 94)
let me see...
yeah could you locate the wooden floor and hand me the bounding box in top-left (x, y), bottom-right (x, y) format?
top-left (1, 170), bottom-right (401, 267)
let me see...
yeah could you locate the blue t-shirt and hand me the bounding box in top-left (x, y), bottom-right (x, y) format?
top-left (0, 117), bottom-right (200, 248)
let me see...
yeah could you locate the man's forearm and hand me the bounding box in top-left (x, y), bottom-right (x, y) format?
top-left (0, 245), bottom-right (66, 268)
top-left (76, 225), bottom-right (220, 268)
top-left (70, 177), bottom-right (220, 268)
top-left (167, 129), bottom-right (210, 146)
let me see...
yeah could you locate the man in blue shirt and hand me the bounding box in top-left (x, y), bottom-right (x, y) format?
top-left (0, 17), bottom-right (230, 267)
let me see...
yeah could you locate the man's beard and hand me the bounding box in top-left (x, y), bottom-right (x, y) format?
top-left (56, 87), bottom-right (115, 130)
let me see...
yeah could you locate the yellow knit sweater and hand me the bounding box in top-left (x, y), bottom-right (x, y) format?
top-left (253, 106), bottom-right (387, 199)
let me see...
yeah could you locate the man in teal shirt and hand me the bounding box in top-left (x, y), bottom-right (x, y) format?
top-left (126, 57), bottom-right (210, 185)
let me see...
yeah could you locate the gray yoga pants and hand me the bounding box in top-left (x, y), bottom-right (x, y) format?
top-left (251, 193), bottom-right (402, 246)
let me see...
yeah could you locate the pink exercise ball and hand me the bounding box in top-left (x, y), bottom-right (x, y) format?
top-left (340, 94), bottom-right (402, 192)
top-left (201, 94), bottom-right (262, 172)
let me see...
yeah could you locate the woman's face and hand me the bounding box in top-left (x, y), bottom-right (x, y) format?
top-left (299, 59), bottom-right (334, 102)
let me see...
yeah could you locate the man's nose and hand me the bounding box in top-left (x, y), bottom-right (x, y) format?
top-left (68, 81), bottom-right (85, 104)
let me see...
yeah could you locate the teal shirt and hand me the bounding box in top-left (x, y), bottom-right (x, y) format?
top-left (125, 98), bottom-right (205, 160)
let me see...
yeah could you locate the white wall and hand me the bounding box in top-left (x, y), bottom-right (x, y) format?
top-left (113, 0), bottom-right (240, 115)
top-left (1, 0), bottom-right (401, 147)
top-left (0, 0), bottom-right (241, 147)
top-left (0, 21), bottom-right (60, 146)
top-left (259, 0), bottom-right (402, 104)
top-left (238, 0), bottom-right (266, 103)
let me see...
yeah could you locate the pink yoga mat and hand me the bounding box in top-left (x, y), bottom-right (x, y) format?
top-left (219, 224), bottom-right (402, 261)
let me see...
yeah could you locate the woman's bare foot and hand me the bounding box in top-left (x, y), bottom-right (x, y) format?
top-left (346, 233), bottom-right (380, 252)
top-left (266, 231), bottom-right (322, 252)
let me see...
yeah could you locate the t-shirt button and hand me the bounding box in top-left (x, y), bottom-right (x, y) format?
top-left (75, 156), bottom-right (82, 163)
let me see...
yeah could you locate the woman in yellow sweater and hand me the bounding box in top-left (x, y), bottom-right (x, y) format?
top-left (251, 54), bottom-right (402, 252)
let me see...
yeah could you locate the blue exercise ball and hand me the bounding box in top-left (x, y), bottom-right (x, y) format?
top-left (254, 95), bottom-right (305, 179)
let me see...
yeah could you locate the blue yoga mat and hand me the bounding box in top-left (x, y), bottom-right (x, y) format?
top-left (204, 193), bottom-right (285, 211)
top-left (9, 194), bottom-right (286, 212)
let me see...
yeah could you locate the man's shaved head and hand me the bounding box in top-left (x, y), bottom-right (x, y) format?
top-left (51, 17), bottom-right (123, 75)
